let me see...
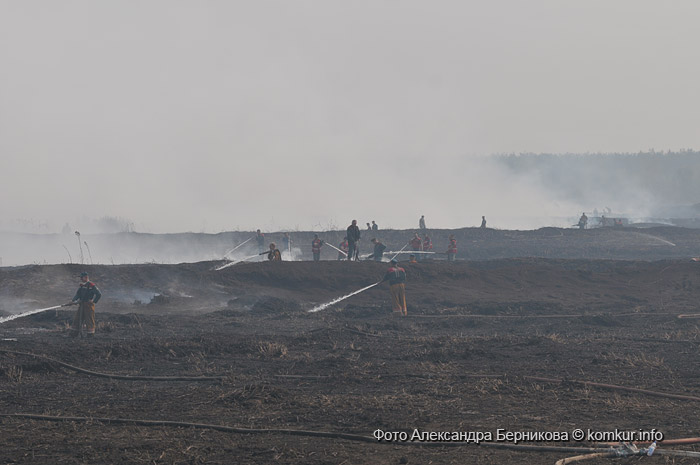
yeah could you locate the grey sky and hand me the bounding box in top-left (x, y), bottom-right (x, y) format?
top-left (1, 1), bottom-right (699, 232)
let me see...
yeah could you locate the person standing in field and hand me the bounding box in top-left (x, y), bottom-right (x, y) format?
top-left (382, 259), bottom-right (407, 316)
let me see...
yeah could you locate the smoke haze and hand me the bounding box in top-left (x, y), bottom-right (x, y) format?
top-left (1, 1), bottom-right (699, 233)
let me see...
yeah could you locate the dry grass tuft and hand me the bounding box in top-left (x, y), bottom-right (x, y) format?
top-left (1, 364), bottom-right (23, 383)
top-left (258, 342), bottom-right (288, 357)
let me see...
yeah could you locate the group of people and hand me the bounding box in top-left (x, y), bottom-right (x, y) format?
top-left (250, 213), bottom-right (491, 263)
top-left (254, 218), bottom-right (463, 264)
top-left (68, 219), bottom-right (452, 336)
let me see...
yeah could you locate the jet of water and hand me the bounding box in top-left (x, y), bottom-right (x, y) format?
top-left (389, 243), bottom-right (409, 261)
top-left (384, 251), bottom-right (436, 254)
top-left (223, 236), bottom-right (254, 258)
top-left (0, 305), bottom-right (64, 325)
top-left (215, 253), bottom-right (263, 271)
top-left (324, 242), bottom-right (348, 257)
top-left (308, 281), bottom-right (381, 313)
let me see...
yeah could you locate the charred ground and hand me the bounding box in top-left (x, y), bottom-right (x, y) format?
top-left (1, 250), bottom-right (700, 463)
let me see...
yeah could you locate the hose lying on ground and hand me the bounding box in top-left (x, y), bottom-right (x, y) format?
top-left (525, 376), bottom-right (700, 402)
top-left (599, 437), bottom-right (700, 446)
top-left (555, 452), bottom-right (612, 465)
top-left (0, 349), bottom-right (224, 382)
top-left (4, 413), bottom-right (700, 461)
top-left (0, 413), bottom-right (616, 452)
top-left (555, 449), bottom-right (700, 465)
top-left (5, 349), bottom-right (700, 404)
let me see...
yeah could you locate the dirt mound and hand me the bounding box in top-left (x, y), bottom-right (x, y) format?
top-left (2, 258), bottom-right (700, 317)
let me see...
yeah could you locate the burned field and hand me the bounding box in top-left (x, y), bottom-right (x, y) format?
top-left (2, 255), bottom-right (700, 464)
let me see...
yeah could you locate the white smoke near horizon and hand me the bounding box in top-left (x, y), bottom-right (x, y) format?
top-left (1, 152), bottom-right (698, 240)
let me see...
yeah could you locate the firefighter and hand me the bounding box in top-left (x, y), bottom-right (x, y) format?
top-left (382, 259), bottom-right (407, 316)
top-left (423, 234), bottom-right (433, 256)
top-left (338, 237), bottom-right (349, 260)
top-left (67, 271), bottom-right (102, 338)
top-left (346, 220), bottom-right (361, 261)
top-left (409, 232), bottom-right (423, 260)
top-left (447, 234), bottom-right (457, 262)
top-left (255, 229), bottom-right (265, 253)
top-left (267, 243), bottom-right (282, 261)
top-left (578, 213), bottom-right (588, 230)
top-left (367, 238), bottom-right (387, 261)
top-left (311, 234), bottom-right (324, 261)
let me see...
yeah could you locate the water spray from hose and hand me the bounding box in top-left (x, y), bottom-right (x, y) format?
top-left (385, 251), bottom-right (436, 255)
top-left (324, 242), bottom-right (348, 257)
top-left (215, 253), bottom-right (264, 271)
top-left (308, 281), bottom-right (381, 313)
top-left (389, 244), bottom-right (409, 261)
top-left (0, 303), bottom-right (73, 325)
top-left (223, 236), bottom-right (254, 258)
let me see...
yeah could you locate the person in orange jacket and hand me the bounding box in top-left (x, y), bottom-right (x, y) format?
top-left (423, 234), bottom-right (433, 256)
top-left (409, 232), bottom-right (423, 260)
top-left (382, 259), bottom-right (407, 316)
top-left (447, 235), bottom-right (457, 262)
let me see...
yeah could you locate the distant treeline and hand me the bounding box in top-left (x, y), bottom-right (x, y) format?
top-left (496, 151), bottom-right (700, 211)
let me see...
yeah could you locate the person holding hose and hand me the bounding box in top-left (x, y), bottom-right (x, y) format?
top-left (67, 271), bottom-right (102, 338)
top-left (267, 243), bottom-right (282, 261)
top-left (382, 259), bottom-right (407, 316)
top-left (367, 238), bottom-right (387, 261)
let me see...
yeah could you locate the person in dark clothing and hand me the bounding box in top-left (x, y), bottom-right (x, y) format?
top-left (578, 213), bottom-right (588, 230)
top-left (366, 222), bottom-right (372, 231)
top-left (382, 259), bottom-right (407, 316)
top-left (372, 221), bottom-right (378, 231)
top-left (480, 216), bottom-right (487, 228)
top-left (346, 220), bottom-right (361, 261)
top-left (311, 234), bottom-right (324, 261)
top-left (419, 215), bottom-right (426, 230)
top-left (255, 229), bottom-right (265, 253)
top-left (367, 238), bottom-right (386, 261)
top-left (67, 271), bottom-right (102, 337)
